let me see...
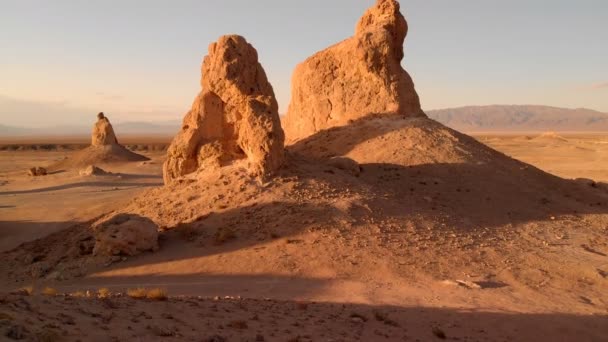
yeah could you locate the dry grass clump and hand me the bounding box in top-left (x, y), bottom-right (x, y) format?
top-left (15, 285), bottom-right (34, 296)
top-left (41, 287), bottom-right (58, 296)
top-left (71, 290), bottom-right (86, 298)
top-left (127, 287), bottom-right (168, 300)
top-left (97, 287), bottom-right (111, 298)
top-left (146, 288), bottom-right (168, 301)
top-left (127, 288), bottom-right (147, 299)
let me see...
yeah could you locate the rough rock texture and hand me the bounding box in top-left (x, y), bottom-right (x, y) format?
top-left (283, 0), bottom-right (425, 142)
top-left (93, 214), bottom-right (158, 256)
top-left (163, 35), bottom-right (285, 184)
top-left (79, 165), bottom-right (108, 176)
top-left (27, 167), bottom-right (47, 176)
top-left (92, 112), bottom-right (118, 146)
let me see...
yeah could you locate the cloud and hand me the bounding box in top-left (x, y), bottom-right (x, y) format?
top-left (591, 82), bottom-right (608, 90)
top-left (95, 92), bottom-right (125, 102)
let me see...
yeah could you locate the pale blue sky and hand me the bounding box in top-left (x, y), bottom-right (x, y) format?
top-left (1, 0), bottom-right (607, 127)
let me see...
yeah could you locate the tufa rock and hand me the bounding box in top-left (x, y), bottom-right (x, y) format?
top-left (163, 35), bottom-right (285, 184)
top-left (92, 112), bottom-right (118, 146)
top-left (93, 214), bottom-right (159, 256)
top-left (28, 167), bottom-right (47, 176)
top-left (79, 165), bottom-right (108, 176)
top-left (283, 0), bottom-right (425, 142)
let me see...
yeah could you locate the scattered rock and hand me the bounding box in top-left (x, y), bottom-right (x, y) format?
top-left (283, 0), bottom-right (425, 141)
top-left (79, 165), bottom-right (108, 176)
top-left (27, 167), bottom-right (47, 176)
top-left (93, 214), bottom-right (159, 256)
top-left (163, 35), bottom-right (285, 184)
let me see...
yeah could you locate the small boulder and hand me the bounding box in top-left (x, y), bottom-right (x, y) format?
top-left (27, 167), bottom-right (47, 176)
top-left (79, 165), bottom-right (108, 176)
top-left (93, 214), bottom-right (159, 256)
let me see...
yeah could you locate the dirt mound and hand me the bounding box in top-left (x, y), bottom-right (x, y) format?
top-left (283, 0), bottom-right (425, 142)
top-left (50, 144), bottom-right (148, 170)
top-left (49, 114), bottom-right (148, 170)
top-left (534, 131), bottom-right (569, 142)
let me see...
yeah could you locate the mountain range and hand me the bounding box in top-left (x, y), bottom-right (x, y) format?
top-left (2, 105), bottom-right (608, 137)
top-left (426, 105), bottom-right (608, 132)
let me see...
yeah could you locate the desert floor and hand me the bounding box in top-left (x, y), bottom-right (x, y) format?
top-left (1, 132), bottom-right (607, 341)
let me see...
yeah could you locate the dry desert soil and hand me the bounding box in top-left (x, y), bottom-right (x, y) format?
top-left (1, 129), bottom-right (608, 341)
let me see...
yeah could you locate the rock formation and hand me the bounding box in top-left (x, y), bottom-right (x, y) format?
top-left (27, 167), bottom-right (47, 176)
top-left (50, 113), bottom-right (148, 169)
top-left (163, 35), bottom-right (285, 184)
top-left (79, 165), bottom-right (108, 176)
top-left (283, 0), bottom-right (426, 142)
top-left (92, 112), bottom-right (118, 146)
top-left (93, 214), bottom-right (159, 256)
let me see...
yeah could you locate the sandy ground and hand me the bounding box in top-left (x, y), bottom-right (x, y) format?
top-left (0, 150), bottom-right (165, 253)
top-left (475, 132), bottom-right (608, 182)
top-left (1, 130), bottom-right (608, 341)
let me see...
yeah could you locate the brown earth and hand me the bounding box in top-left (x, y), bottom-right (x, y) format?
top-left (1, 118), bottom-right (607, 341)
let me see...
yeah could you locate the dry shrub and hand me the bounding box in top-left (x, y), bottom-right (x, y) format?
top-left (15, 285), bottom-right (34, 296)
top-left (41, 287), bottom-right (57, 296)
top-left (97, 287), bottom-right (111, 298)
top-left (127, 288), bottom-right (147, 299)
top-left (71, 291), bottom-right (86, 298)
top-left (146, 288), bottom-right (168, 301)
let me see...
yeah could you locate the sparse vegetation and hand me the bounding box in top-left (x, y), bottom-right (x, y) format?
top-left (70, 290), bottom-right (86, 298)
top-left (146, 288), bottom-right (168, 301)
top-left (41, 287), bottom-right (57, 296)
top-left (127, 288), bottom-right (148, 299)
top-left (16, 285), bottom-right (34, 296)
top-left (97, 287), bottom-right (111, 298)
top-left (126, 287), bottom-right (168, 300)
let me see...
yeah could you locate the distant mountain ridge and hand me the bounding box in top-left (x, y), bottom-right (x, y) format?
top-left (427, 105), bottom-right (608, 132)
top-left (0, 120), bottom-right (181, 137)
top-left (3, 105), bottom-right (608, 136)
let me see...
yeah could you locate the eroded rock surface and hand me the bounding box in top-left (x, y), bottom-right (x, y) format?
top-left (163, 35), bottom-right (284, 184)
top-left (92, 112), bottom-right (118, 146)
top-left (27, 167), bottom-right (47, 176)
top-left (93, 214), bottom-right (159, 256)
top-left (79, 165), bottom-right (108, 176)
top-left (283, 0), bottom-right (425, 142)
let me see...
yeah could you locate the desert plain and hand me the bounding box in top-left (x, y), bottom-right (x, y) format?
top-left (1, 130), bottom-right (607, 341)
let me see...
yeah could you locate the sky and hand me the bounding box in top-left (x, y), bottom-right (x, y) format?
top-left (1, 0), bottom-right (607, 128)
